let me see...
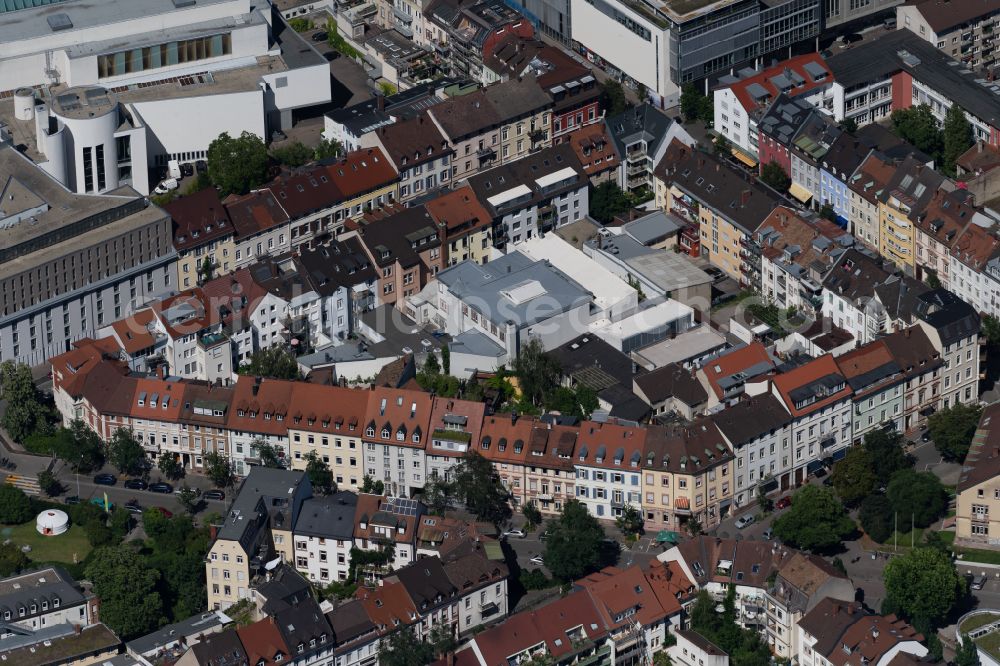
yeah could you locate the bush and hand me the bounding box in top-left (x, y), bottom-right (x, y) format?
top-left (520, 568), bottom-right (553, 590)
top-left (85, 520), bottom-right (114, 548)
top-left (0, 485), bottom-right (33, 524)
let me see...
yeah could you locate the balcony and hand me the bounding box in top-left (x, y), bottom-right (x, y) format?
top-left (477, 146), bottom-right (496, 161)
top-left (198, 331), bottom-right (228, 349)
top-left (626, 162), bottom-right (647, 176)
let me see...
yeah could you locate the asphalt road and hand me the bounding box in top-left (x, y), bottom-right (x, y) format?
top-left (55, 471), bottom-right (230, 517)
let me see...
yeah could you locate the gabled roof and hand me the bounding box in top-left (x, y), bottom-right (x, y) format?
top-left (374, 113), bottom-right (452, 171)
top-left (698, 342), bottom-right (774, 401)
top-left (237, 618), bottom-right (290, 666)
top-left (720, 53), bottom-right (833, 116)
top-left (607, 103), bottom-right (676, 157)
top-left (165, 187), bottom-right (234, 251)
top-left (224, 190), bottom-right (290, 241)
top-left (710, 393), bottom-right (791, 445)
top-left (903, 0), bottom-right (1000, 35)
top-left (427, 78), bottom-right (551, 140)
top-left (958, 402), bottom-right (1000, 492)
top-left (633, 363), bottom-right (707, 406)
top-left (771, 354), bottom-right (851, 417)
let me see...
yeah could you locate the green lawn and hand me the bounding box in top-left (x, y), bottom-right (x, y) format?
top-left (961, 613), bottom-right (1000, 635)
top-left (0, 523), bottom-right (92, 564)
top-left (871, 527), bottom-right (926, 550)
top-left (977, 630), bottom-right (1000, 661)
top-left (955, 544), bottom-right (1000, 566)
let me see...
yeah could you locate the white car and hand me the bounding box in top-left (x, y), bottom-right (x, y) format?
top-left (529, 555), bottom-right (544, 566)
top-left (153, 178), bottom-right (179, 195)
top-left (502, 529), bottom-right (526, 539)
top-left (734, 514), bottom-right (755, 529)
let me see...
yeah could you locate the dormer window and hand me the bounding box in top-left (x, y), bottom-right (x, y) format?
top-left (382, 428), bottom-right (391, 439)
top-left (412, 433), bottom-right (420, 443)
top-left (53, 598), bottom-right (59, 608)
top-left (298, 644), bottom-right (305, 654)
top-left (366, 426), bottom-right (375, 437)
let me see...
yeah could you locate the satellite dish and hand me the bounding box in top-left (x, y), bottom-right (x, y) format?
top-left (264, 556), bottom-right (282, 571)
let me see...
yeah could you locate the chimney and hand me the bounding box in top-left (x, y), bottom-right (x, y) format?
top-left (377, 95), bottom-right (386, 111)
top-left (156, 365), bottom-right (166, 380)
top-left (209, 524), bottom-right (218, 541)
top-left (511, 410), bottom-right (518, 424)
top-left (740, 189), bottom-right (751, 206)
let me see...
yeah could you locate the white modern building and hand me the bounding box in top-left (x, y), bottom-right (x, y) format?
top-left (0, 0), bottom-right (331, 195)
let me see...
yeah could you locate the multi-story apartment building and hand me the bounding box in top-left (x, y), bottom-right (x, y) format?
top-left (206, 467), bottom-right (311, 610)
top-left (354, 206), bottom-right (444, 307)
top-left (0, 567), bottom-right (97, 633)
top-left (361, 114), bottom-right (453, 205)
top-left (956, 402), bottom-right (1000, 549)
top-left (608, 105), bottom-right (693, 194)
top-left (877, 158), bottom-right (943, 275)
top-left (0, 144), bottom-right (176, 367)
top-left (915, 289), bottom-right (981, 410)
top-left (424, 396), bottom-right (485, 484)
top-left (227, 376), bottom-right (295, 476)
top-left (796, 599), bottom-right (927, 666)
top-left (835, 340), bottom-right (906, 442)
top-left (574, 421), bottom-right (647, 521)
top-left (714, 54), bottom-right (833, 164)
top-left (467, 143), bottom-right (590, 248)
top-left (848, 152), bottom-right (896, 251)
top-left (427, 78), bottom-right (553, 182)
top-left (662, 145), bottom-right (780, 286)
top-left (293, 492), bottom-right (359, 585)
top-left (361, 387), bottom-right (433, 497)
top-left (423, 0), bottom-right (534, 83)
top-left (950, 222), bottom-right (1000, 318)
top-left (770, 354), bottom-right (853, 472)
top-left (898, 0), bottom-right (1000, 72)
top-left (912, 188), bottom-right (974, 287)
top-left (424, 185), bottom-right (493, 266)
top-left (166, 188), bottom-right (237, 291)
top-left (712, 394), bottom-right (793, 505)
top-left (881, 327), bottom-right (944, 433)
top-left (288, 386), bottom-right (370, 492)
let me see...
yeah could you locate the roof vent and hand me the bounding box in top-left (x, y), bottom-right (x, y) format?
top-left (173, 0), bottom-right (197, 6)
top-left (47, 13), bottom-right (73, 31)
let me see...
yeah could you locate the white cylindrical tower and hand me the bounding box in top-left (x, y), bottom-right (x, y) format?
top-left (13, 88), bottom-right (34, 121)
top-left (50, 86), bottom-right (121, 194)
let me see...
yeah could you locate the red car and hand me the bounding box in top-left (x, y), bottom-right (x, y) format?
top-left (775, 497), bottom-right (792, 510)
top-left (151, 506), bottom-right (173, 519)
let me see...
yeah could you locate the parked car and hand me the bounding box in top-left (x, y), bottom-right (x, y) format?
top-left (153, 178), bottom-right (178, 195)
top-left (971, 573), bottom-right (988, 590)
top-left (529, 555), bottom-right (545, 566)
top-left (311, 31), bottom-right (328, 42)
top-left (203, 489), bottom-right (226, 501)
top-left (325, 51), bottom-right (340, 61)
top-left (149, 482), bottom-right (174, 494)
top-left (539, 530), bottom-right (552, 541)
top-left (93, 473), bottom-right (117, 486)
top-left (775, 496), bottom-right (792, 510)
top-left (180, 163), bottom-right (194, 178)
top-left (921, 431), bottom-right (932, 443)
top-left (123, 478), bottom-right (148, 490)
top-left (502, 529), bottom-right (526, 539)
top-left (195, 160), bottom-right (208, 174)
top-left (124, 501), bottom-right (144, 515)
top-left (763, 527), bottom-right (774, 540)
top-left (90, 496), bottom-right (114, 510)
top-left (735, 514), bottom-right (755, 529)
top-left (64, 496), bottom-right (80, 505)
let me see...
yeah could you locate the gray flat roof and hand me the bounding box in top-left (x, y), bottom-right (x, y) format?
top-left (0, 0), bottom-right (243, 45)
top-left (450, 329), bottom-right (505, 358)
top-left (633, 325), bottom-right (728, 368)
top-left (437, 251), bottom-right (592, 328)
top-left (126, 611), bottom-right (229, 656)
top-left (624, 250), bottom-right (713, 292)
top-left (623, 210), bottom-right (683, 245)
top-left (294, 492), bottom-right (357, 539)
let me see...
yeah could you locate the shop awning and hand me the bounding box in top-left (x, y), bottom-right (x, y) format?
top-left (656, 530), bottom-right (681, 544)
top-left (789, 182), bottom-right (813, 203)
top-left (731, 148), bottom-right (758, 168)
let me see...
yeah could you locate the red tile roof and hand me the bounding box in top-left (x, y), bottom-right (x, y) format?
top-left (771, 354), bottom-right (852, 417)
top-left (423, 185), bottom-right (492, 238)
top-left (575, 420), bottom-right (646, 471)
top-left (226, 376), bottom-right (295, 437)
top-left (427, 397), bottom-right (485, 459)
top-left (322, 148), bottom-right (398, 200)
top-left (722, 54), bottom-right (833, 115)
top-left (363, 387), bottom-right (433, 449)
top-left (109, 309), bottom-right (158, 355)
top-left (224, 190), bottom-right (290, 241)
top-left (237, 618), bottom-right (290, 666)
top-left (699, 342), bottom-right (773, 400)
top-left (564, 125), bottom-right (618, 178)
top-left (164, 187), bottom-right (234, 250)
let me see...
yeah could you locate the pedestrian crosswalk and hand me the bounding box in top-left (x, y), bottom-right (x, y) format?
top-left (4, 474), bottom-right (40, 496)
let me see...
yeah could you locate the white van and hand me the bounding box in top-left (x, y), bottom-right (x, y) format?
top-left (167, 159), bottom-right (181, 180)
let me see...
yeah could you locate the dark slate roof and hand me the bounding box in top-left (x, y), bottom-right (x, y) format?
top-left (914, 288), bottom-right (981, 345)
top-left (710, 394), bottom-right (791, 445)
top-left (189, 629), bottom-right (248, 666)
top-left (296, 237), bottom-right (376, 296)
top-left (874, 275), bottom-right (930, 321)
top-left (547, 334), bottom-right (650, 421)
top-left (0, 567), bottom-right (85, 623)
top-left (958, 402), bottom-right (1000, 493)
top-left (820, 248), bottom-right (894, 303)
top-left (326, 600), bottom-right (377, 646)
top-left (393, 557), bottom-right (457, 612)
top-left (467, 143), bottom-right (586, 216)
top-left (256, 564), bottom-right (314, 615)
top-left (607, 103), bottom-right (675, 158)
top-left (633, 363), bottom-right (708, 406)
top-left (294, 492), bottom-right (358, 539)
top-left (325, 77), bottom-right (470, 135)
top-left (127, 611), bottom-right (227, 656)
top-left (826, 29), bottom-right (1000, 128)
top-left (758, 94), bottom-right (813, 147)
top-left (273, 598), bottom-right (332, 655)
top-left (853, 124), bottom-right (934, 165)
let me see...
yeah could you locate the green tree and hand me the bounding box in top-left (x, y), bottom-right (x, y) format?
top-left (157, 453), bottom-right (185, 481)
top-left (929, 402), bottom-right (983, 461)
top-left (543, 499), bottom-right (605, 581)
top-left (522, 500), bottom-right (542, 528)
top-left (890, 105), bottom-right (942, 161)
top-left (0, 542), bottom-right (29, 576)
top-left (56, 420), bottom-right (104, 473)
top-left (925, 268), bottom-right (941, 289)
top-left (360, 475), bottom-right (385, 494)
top-left (378, 627), bottom-right (435, 666)
top-left (85, 546), bottom-right (164, 639)
top-left (107, 427), bottom-right (147, 477)
top-left (206, 131), bottom-right (268, 196)
top-left (0, 361), bottom-right (53, 443)
top-left (859, 494), bottom-right (894, 543)
top-left (862, 429), bottom-right (913, 487)
top-left (616, 504), bottom-right (643, 536)
top-left (840, 117), bottom-right (858, 133)
top-left (955, 635), bottom-right (982, 666)
top-left (984, 315), bottom-right (1000, 345)
top-left (819, 203), bottom-right (837, 222)
top-left (830, 446), bottom-right (877, 506)
top-left (304, 451), bottom-right (335, 495)
top-left (760, 161), bottom-right (790, 191)
top-left (545, 385), bottom-right (598, 419)
top-left (0, 485), bottom-right (32, 524)
top-left (885, 468), bottom-right (947, 528)
top-left (271, 141), bottom-right (314, 168)
top-left (943, 103), bottom-right (974, 176)
top-left (37, 469), bottom-right (61, 497)
top-left (424, 352), bottom-right (440, 375)
top-left (108, 506), bottom-right (133, 540)
top-left (441, 345), bottom-right (451, 375)
top-left (512, 338), bottom-right (561, 408)
top-left (602, 80), bottom-right (631, 117)
top-left (85, 519), bottom-right (114, 547)
top-left (589, 181), bottom-right (634, 223)
top-left (882, 546), bottom-right (964, 633)
top-left (422, 478), bottom-right (451, 516)
top-left (238, 346), bottom-right (300, 380)
top-left (251, 439), bottom-right (282, 468)
top-left (449, 451), bottom-right (512, 527)
top-left (771, 485), bottom-right (854, 552)
top-left (288, 17), bottom-right (313, 31)
top-left (177, 484), bottom-right (199, 514)
top-left (203, 451), bottom-right (235, 489)
top-left (314, 138), bottom-right (343, 161)
top-left (198, 256), bottom-right (216, 284)
top-left (680, 84), bottom-right (712, 123)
